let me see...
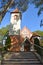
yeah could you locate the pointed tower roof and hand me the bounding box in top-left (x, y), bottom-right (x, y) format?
top-left (20, 26), bottom-right (33, 39)
top-left (11, 8), bottom-right (20, 13)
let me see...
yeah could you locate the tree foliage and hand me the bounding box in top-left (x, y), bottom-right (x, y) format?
top-left (0, 0), bottom-right (29, 22)
top-left (34, 30), bottom-right (43, 36)
top-left (0, 0), bottom-right (43, 24)
top-left (4, 35), bottom-right (11, 51)
top-left (31, 0), bottom-right (43, 16)
top-left (34, 38), bottom-right (41, 55)
top-left (0, 25), bottom-right (10, 35)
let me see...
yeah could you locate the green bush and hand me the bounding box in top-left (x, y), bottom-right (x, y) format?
top-left (34, 38), bottom-right (41, 55)
top-left (4, 35), bottom-right (11, 51)
top-left (0, 35), bottom-right (11, 52)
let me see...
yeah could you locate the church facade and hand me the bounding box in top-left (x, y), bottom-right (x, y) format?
top-left (2, 8), bottom-right (40, 52)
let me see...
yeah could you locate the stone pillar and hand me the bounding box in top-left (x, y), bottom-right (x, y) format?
top-left (20, 44), bottom-right (24, 51)
top-left (30, 44), bottom-right (34, 51)
top-left (30, 39), bottom-right (34, 51)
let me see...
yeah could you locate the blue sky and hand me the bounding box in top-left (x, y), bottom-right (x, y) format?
top-left (0, 4), bottom-right (43, 32)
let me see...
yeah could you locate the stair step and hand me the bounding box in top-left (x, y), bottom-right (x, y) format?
top-left (8, 52), bottom-right (38, 59)
top-left (4, 58), bottom-right (38, 61)
top-left (1, 62), bottom-right (42, 65)
top-left (2, 59), bottom-right (41, 64)
top-left (1, 52), bottom-right (42, 65)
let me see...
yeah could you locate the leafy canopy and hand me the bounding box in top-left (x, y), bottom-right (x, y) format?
top-left (31, 0), bottom-right (43, 16)
top-left (0, 0), bottom-right (43, 25)
top-left (0, 0), bottom-right (29, 22)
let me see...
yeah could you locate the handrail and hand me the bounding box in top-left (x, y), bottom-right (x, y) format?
top-left (33, 43), bottom-right (43, 64)
top-left (33, 44), bottom-right (43, 50)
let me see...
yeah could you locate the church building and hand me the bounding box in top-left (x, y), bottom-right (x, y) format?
top-left (2, 8), bottom-right (40, 52)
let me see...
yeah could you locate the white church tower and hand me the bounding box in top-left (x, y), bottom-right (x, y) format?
top-left (9, 8), bottom-right (22, 35)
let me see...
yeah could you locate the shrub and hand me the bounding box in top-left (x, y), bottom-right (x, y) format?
top-left (34, 38), bottom-right (41, 55)
top-left (4, 35), bottom-right (11, 51)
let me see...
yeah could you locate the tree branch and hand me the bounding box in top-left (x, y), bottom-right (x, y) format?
top-left (0, 0), bottom-right (14, 22)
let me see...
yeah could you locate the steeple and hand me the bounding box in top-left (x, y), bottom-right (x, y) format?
top-left (9, 8), bottom-right (22, 35)
top-left (11, 8), bottom-right (20, 13)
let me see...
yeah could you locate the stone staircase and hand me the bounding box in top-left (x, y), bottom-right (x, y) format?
top-left (1, 52), bottom-right (43, 65)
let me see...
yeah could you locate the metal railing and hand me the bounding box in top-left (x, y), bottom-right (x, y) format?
top-left (34, 43), bottom-right (43, 55)
top-left (33, 43), bottom-right (43, 63)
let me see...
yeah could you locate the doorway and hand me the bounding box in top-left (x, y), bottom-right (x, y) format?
top-left (24, 38), bottom-right (31, 51)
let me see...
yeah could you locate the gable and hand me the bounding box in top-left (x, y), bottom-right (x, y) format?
top-left (20, 26), bottom-right (33, 39)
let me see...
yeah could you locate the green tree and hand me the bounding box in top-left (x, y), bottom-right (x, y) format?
top-left (0, 25), bottom-right (10, 35)
top-left (34, 38), bottom-right (41, 55)
top-left (4, 35), bottom-right (11, 51)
